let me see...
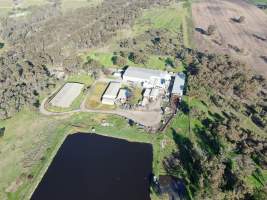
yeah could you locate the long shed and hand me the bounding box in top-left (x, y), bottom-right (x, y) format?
top-left (171, 73), bottom-right (186, 97)
top-left (101, 82), bottom-right (121, 105)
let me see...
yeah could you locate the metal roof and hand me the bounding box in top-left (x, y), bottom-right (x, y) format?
top-left (102, 82), bottom-right (121, 99)
top-left (171, 73), bottom-right (186, 96)
top-left (123, 67), bottom-right (169, 80)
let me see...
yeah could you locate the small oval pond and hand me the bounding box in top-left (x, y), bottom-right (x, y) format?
top-left (31, 133), bottom-right (153, 200)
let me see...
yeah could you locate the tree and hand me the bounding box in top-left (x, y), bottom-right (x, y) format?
top-left (111, 55), bottom-right (127, 67)
top-left (0, 42), bottom-right (4, 49)
top-left (207, 25), bottom-right (216, 36)
top-left (165, 57), bottom-right (174, 68)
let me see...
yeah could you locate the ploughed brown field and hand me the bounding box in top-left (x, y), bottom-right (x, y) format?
top-left (192, 0), bottom-right (267, 77)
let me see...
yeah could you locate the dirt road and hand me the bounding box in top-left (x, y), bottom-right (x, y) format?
top-left (40, 91), bottom-right (162, 128)
top-left (192, 0), bottom-right (267, 77)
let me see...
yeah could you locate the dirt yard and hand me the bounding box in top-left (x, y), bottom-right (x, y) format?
top-left (192, 0), bottom-right (267, 77)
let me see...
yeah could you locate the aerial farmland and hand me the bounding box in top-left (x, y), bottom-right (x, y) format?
top-left (0, 0), bottom-right (267, 200)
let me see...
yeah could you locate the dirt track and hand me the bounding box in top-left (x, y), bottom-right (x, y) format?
top-left (192, 0), bottom-right (267, 77)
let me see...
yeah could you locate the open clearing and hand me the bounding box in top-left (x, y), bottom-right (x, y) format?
top-left (50, 83), bottom-right (84, 108)
top-left (192, 0), bottom-right (267, 77)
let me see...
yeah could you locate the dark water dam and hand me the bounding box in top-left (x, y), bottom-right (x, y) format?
top-left (31, 133), bottom-right (153, 200)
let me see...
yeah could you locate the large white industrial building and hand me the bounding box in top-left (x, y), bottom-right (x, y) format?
top-left (123, 67), bottom-right (171, 89)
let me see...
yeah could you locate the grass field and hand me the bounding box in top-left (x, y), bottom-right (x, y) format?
top-left (85, 82), bottom-right (116, 110)
top-left (0, 108), bottom-right (71, 200)
top-left (67, 73), bottom-right (94, 86)
top-left (133, 1), bottom-right (192, 46)
top-left (133, 3), bottom-right (185, 34)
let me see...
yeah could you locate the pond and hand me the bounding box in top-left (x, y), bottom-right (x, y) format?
top-left (31, 133), bottom-right (153, 200)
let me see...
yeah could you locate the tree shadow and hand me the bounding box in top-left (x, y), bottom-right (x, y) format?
top-left (194, 124), bottom-right (221, 157)
top-left (180, 100), bottom-right (190, 114)
top-left (164, 128), bottom-right (203, 195)
top-left (0, 127), bottom-right (5, 137)
top-left (208, 111), bottom-right (225, 122)
top-left (221, 160), bottom-right (238, 191)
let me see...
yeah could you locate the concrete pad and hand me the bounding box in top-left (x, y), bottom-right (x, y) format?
top-left (50, 83), bottom-right (84, 108)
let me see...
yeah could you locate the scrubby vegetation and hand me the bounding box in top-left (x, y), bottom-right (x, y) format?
top-left (164, 49), bottom-right (267, 199)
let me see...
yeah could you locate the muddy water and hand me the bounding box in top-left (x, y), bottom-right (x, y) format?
top-left (31, 133), bottom-right (152, 200)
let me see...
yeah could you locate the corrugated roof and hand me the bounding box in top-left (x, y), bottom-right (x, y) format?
top-left (102, 82), bottom-right (121, 99)
top-left (123, 67), bottom-right (169, 80)
top-left (172, 73), bottom-right (185, 96)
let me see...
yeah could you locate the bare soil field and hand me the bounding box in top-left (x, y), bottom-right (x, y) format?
top-left (192, 0), bottom-right (267, 77)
